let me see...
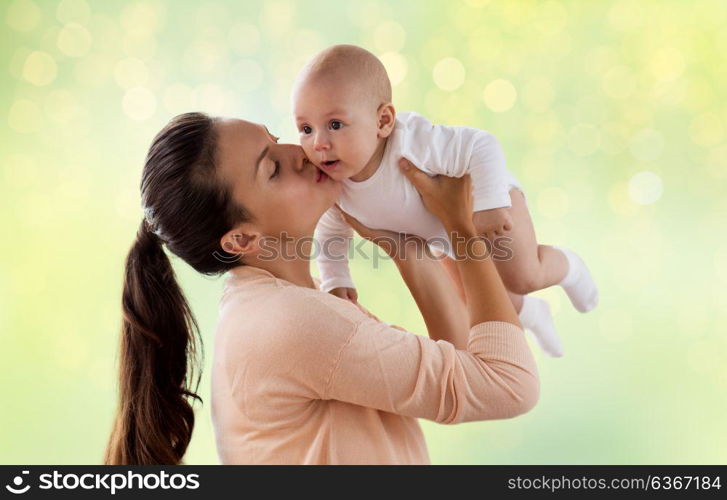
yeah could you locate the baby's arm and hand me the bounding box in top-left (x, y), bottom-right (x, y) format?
top-left (424, 127), bottom-right (514, 239)
top-left (466, 132), bottom-right (515, 239)
top-left (404, 116), bottom-right (514, 238)
top-left (314, 206), bottom-right (358, 302)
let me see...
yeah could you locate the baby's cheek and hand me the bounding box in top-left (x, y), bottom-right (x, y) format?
top-left (298, 138), bottom-right (313, 158)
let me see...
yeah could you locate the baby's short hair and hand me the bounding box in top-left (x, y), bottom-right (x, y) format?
top-left (295, 44), bottom-right (392, 107)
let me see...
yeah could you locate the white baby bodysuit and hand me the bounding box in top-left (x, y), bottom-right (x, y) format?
top-left (315, 111), bottom-right (522, 292)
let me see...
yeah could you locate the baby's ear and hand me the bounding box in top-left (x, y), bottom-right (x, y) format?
top-left (377, 103), bottom-right (396, 138)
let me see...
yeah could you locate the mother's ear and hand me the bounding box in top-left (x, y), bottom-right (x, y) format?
top-left (220, 222), bottom-right (263, 258)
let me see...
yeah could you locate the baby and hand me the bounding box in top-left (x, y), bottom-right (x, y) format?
top-left (291, 45), bottom-right (598, 357)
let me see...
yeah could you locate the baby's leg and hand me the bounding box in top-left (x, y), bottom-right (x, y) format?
top-left (438, 250), bottom-right (517, 304)
top-left (492, 188), bottom-right (568, 294)
top-left (493, 188), bottom-right (598, 312)
top-left (438, 252), bottom-right (563, 357)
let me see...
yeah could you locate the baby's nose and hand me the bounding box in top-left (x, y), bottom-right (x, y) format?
top-left (313, 134), bottom-right (330, 150)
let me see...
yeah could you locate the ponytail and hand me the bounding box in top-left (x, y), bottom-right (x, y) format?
top-left (104, 220), bottom-right (203, 465)
top-left (105, 111), bottom-right (246, 463)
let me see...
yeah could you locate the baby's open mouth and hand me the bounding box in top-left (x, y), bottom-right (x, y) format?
top-left (321, 160), bottom-right (340, 170)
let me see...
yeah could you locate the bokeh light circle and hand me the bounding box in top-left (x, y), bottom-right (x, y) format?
top-left (628, 171), bottom-right (663, 205)
top-left (522, 77), bottom-right (554, 112)
top-left (380, 52), bottom-right (408, 86)
top-left (689, 112), bottom-right (724, 146)
top-left (56, 0), bottom-right (90, 25)
top-left (482, 79), bottom-right (517, 112)
top-left (8, 99), bottom-right (43, 133)
top-left (120, 3), bottom-right (164, 37)
top-left (6, 0), bottom-right (41, 32)
top-left (114, 57), bottom-right (149, 89)
top-left (433, 57), bottom-right (465, 91)
top-left (22, 51), bottom-right (57, 86)
top-left (162, 83), bottom-right (193, 113)
top-left (373, 21), bottom-right (406, 53)
top-left (228, 23), bottom-right (260, 55)
top-left (45, 89), bottom-right (78, 123)
top-left (122, 87), bottom-right (156, 121)
top-left (568, 123), bottom-right (600, 156)
top-left (650, 47), bottom-right (685, 82)
top-left (228, 59), bottom-right (264, 93)
top-left (57, 23), bottom-right (93, 57)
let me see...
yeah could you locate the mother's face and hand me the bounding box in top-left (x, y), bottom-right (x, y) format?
top-left (216, 118), bottom-right (341, 241)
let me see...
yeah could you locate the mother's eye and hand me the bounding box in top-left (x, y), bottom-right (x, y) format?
top-left (270, 161), bottom-right (280, 179)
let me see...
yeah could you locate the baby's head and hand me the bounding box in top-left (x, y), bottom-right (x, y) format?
top-left (292, 45), bottom-right (396, 181)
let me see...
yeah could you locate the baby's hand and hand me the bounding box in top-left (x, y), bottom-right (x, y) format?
top-left (330, 287), bottom-right (359, 304)
top-left (473, 207), bottom-right (513, 240)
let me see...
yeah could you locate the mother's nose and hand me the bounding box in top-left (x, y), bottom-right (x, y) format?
top-left (275, 143), bottom-right (308, 172)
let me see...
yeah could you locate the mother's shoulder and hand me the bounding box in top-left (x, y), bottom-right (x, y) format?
top-left (218, 277), bottom-right (366, 339)
top-left (215, 280), bottom-right (371, 369)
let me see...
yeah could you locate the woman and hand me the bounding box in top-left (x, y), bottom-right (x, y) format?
top-left (104, 112), bottom-right (539, 465)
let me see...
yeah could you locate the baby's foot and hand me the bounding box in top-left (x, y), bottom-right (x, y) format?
top-left (519, 296), bottom-right (563, 358)
top-left (556, 246), bottom-right (599, 313)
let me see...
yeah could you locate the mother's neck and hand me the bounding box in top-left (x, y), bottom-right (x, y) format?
top-left (243, 233), bottom-right (317, 289)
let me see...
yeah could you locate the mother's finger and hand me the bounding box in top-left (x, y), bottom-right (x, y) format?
top-left (339, 209), bottom-right (370, 238)
top-left (398, 158), bottom-right (434, 193)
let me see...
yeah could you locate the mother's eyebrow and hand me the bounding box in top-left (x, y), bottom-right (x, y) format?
top-left (263, 125), bottom-right (278, 141)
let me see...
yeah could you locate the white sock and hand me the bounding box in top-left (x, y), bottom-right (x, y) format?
top-left (556, 246), bottom-right (599, 313)
top-left (518, 295), bottom-right (563, 358)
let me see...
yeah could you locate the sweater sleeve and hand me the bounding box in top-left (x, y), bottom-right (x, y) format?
top-left (324, 316), bottom-right (540, 424)
top-left (314, 206), bottom-right (356, 292)
top-left (249, 289), bottom-right (539, 424)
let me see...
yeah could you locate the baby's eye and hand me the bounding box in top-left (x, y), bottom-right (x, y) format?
top-left (330, 120), bottom-right (343, 130)
top-left (301, 125), bottom-right (312, 135)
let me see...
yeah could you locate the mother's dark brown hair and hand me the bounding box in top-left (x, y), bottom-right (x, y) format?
top-left (104, 112), bottom-right (249, 464)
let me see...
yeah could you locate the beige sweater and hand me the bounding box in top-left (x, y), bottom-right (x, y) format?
top-left (211, 265), bottom-right (539, 465)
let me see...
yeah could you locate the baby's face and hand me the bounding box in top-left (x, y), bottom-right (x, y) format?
top-left (293, 78), bottom-right (381, 181)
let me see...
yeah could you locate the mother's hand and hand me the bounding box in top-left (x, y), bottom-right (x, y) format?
top-left (398, 158), bottom-right (475, 233)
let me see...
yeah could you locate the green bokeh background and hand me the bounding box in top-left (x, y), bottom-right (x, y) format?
top-left (1, 0), bottom-right (725, 464)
